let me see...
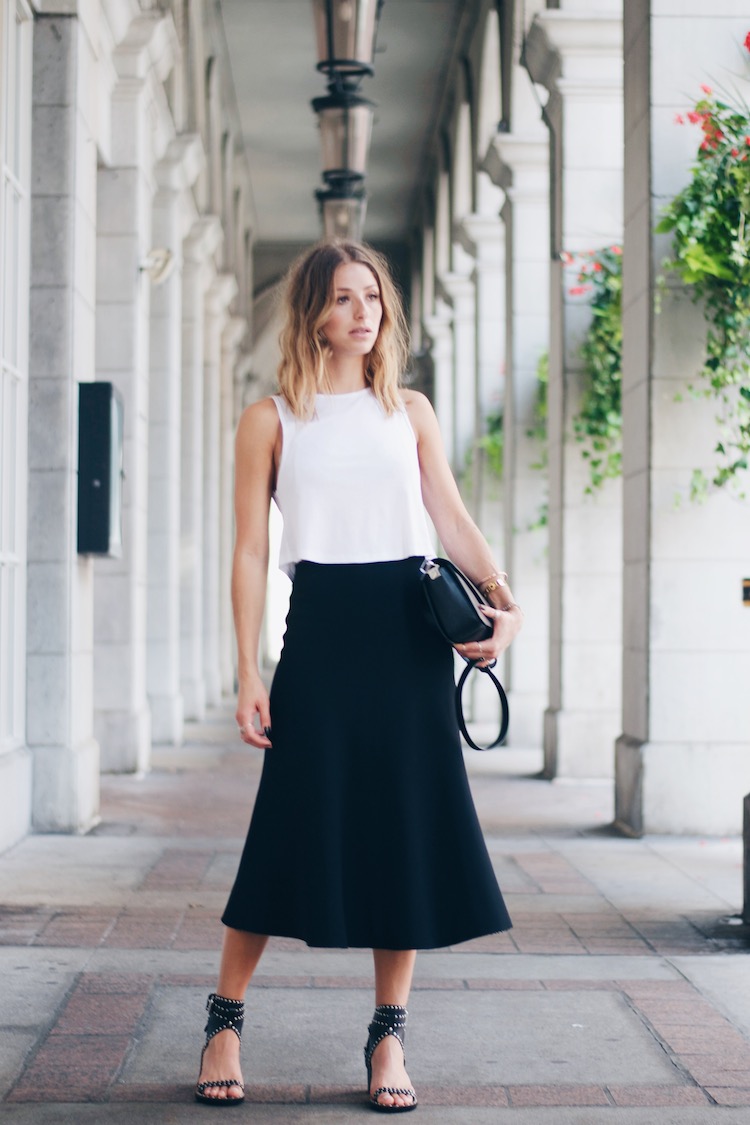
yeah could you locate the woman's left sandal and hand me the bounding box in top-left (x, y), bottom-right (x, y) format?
top-left (364, 1004), bottom-right (418, 1114)
top-left (195, 993), bottom-right (246, 1107)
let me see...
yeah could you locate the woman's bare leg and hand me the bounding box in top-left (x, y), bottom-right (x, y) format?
top-left (368, 948), bottom-right (417, 1109)
top-left (197, 928), bottom-right (268, 1101)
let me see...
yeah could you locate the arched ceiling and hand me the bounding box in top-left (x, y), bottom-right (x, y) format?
top-left (218, 0), bottom-right (466, 246)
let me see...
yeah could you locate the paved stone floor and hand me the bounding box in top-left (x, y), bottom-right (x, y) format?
top-left (1, 706), bottom-right (750, 1123)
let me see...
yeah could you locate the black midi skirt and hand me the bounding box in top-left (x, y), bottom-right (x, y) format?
top-left (222, 556), bottom-right (511, 949)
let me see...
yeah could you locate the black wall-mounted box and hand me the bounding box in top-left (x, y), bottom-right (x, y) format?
top-left (77, 382), bottom-right (124, 557)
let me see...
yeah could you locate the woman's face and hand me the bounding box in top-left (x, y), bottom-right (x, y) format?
top-left (320, 261), bottom-right (383, 358)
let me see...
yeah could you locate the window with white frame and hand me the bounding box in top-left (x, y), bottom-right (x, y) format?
top-left (0, 0), bottom-right (32, 751)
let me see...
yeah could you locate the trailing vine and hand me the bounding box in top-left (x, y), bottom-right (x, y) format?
top-left (657, 52), bottom-right (750, 500)
top-left (478, 407), bottom-right (504, 479)
top-left (565, 246), bottom-right (623, 494)
top-left (527, 350), bottom-right (549, 529)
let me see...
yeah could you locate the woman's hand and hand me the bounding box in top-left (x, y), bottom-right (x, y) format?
top-left (454, 603), bottom-right (524, 668)
top-left (236, 674), bottom-right (273, 748)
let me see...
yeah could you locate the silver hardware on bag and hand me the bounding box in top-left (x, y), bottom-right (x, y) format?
top-left (420, 558), bottom-right (441, 580)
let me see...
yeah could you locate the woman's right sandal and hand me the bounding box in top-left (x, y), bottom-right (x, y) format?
top-left (195, 993), bottom-right (245, 1107)
top-left (364, 1004), bottom-right (418, 1114)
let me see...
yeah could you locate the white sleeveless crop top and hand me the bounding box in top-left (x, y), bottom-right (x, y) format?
top-left (271, 389), bottom-right (434, 579)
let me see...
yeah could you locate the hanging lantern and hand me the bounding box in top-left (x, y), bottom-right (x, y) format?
top-left (316, 183), bottom-right (367, 241)
top-left (311, 0), bottom-right (383, 83)
top-left (312, 90), bottom-right (374, 182)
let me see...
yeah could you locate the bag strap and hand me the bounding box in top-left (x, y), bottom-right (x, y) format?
top-left (455, 660), bottom-right (509, 751)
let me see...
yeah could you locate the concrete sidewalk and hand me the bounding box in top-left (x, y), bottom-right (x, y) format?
top-left (1, 706), bottom-right (749, 1123)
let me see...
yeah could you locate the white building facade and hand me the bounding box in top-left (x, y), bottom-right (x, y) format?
top-left (1, 0), bottom-right (749, 851)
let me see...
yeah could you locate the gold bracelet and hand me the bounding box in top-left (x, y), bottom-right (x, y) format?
top-left (480, 572), bottom-right (508, 597)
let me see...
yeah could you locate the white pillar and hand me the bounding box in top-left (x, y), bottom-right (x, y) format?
top-left (94, 26), bottom-right (167, 772)
top-left (423, 305), bottom-right (455, 467)
top-left (147, 135), bottom-right (202, 744)
top-left (180, 216), bottom-right (222, 720)
top-left (440, 273), bottom-right (476, 482)
top-left (616, 0), bottom-right (750, 834)
top-left (203, 274), bottom-right (236, 707)
top-left (485, 132), bottom-right (551, 747)
top-left (525, 6), bottom-right (624, 777)
top-left (220, 317), bottom-right (247, 697)
top-left (26, 13), bottom-right (100, 830)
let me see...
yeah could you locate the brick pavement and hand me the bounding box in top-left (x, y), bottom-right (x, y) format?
top-left (1, 706), bottom-right (749, 1121)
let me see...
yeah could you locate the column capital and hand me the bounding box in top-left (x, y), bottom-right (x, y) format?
top-left (113, 12), bottom-right (179, 85)
top-left (524, 10), bottom-right (622, 95)
top-left (423, 310), bottom-right (453, 355)
top-left (438, 271), bottom-right (475, 313)
top-left (184, 216), bottom-right (223, 266)
top-left (222, 316), bottom-right (248, 355)
top-left (458, 213), bottom-right (505, 265)
top-left (206, 272), bottom-right (238, 315)
top-left (155, 134), bottom-right (205, 194)
top-left (484, 133), bottom-right (549, 200)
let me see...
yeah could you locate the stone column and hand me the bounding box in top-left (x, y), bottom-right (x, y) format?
top-left (616, 0), bottom-right (750, 834)
top-left (26, 13), bottom-right (100, 830)
top-left (440, 273), bottom-right (477, 485)
top-left (180, 216), bottom-right (222, 720)
top-left (146, 135), bottom-right (202, 744)
top-left (423, 304), bottom-right (455, 467)
top-left (220, 316), bottom-right (247, 696)
top-left (94, 24), bottom-right (167, 773)
top-left (484, 132), bottom-right (551, 747)
top-left (525, 6), bottom-right (624, 777)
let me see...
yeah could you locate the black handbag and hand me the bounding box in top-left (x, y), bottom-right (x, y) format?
top-left (419, 557), bottom-right (509, 751)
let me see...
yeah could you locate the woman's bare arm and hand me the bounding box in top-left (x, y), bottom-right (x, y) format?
top-left (404, 389), bottom-right (523, 663)
top-left (232, 398), bottom-right (279, 746)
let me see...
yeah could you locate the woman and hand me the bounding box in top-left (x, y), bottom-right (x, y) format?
top-left (195, 240), bottom-right (522, 1112)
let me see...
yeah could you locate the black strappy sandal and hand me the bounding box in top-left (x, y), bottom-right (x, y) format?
top-left (364, 1004), bottom-right (418, 1114)
top-left (195, 993), bottom-right (246, 1107)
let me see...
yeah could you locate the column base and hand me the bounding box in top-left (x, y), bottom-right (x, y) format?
top-left (32, 737), bottom-right (100, 833)
top-left (95, 706), bottom-right (151, 774)
top-left (0, 747), bottom-right (32, 851)
top-left (149, 691), bottom-right (184, 746)
top-left (181, 675), bottom-right (206, 721)
top-left (616, 735), bottom-right (750, 835)
top-left (543, 706), bottom-right (617, 779)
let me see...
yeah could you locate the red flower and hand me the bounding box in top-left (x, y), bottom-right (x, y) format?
top-left (560, 250), bottom-right (574, 265)
top-left (732, 147), bottom-right (739, 157)
top-left (569, 285), bottom-right (592, 297)
top-left (611, 246), bottom-right (622, 255)
top-left (701, 84), bottom-right (713, 95)
top-left (744, 30), bottom-right (750, 51)
top-left (687, 111), bottom-right (701, 124)
top-left (674, 113), bottom-right (685, 125)
top-left (593, 262), bottom-right (603, 272)
top-left (745, 136), bottom-right (750, 145)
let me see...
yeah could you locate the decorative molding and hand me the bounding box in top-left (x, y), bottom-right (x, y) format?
top-left (206, 272), bottom-right (238, 315)
top-left (483, 133), bottom-right (549, 201)
top-left (155, 134), bottom-right (205, 194)
top-left (525, 10), bottom-right (622, 94)
top-left (112, 12), bottom-right (178, 84)
top-left (458, 213), bottom-right (505, 263)
top-left (184, 215), bottom-right (223, 265)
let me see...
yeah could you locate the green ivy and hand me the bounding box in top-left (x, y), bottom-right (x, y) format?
top-left (656, 76), bottom-right (750, 500)
top-left (567, 246), bottom-right (623, 494)
top-left (478, 408), bottom-right (504, 480)
top-left (527, 350), bottom-right (549, 529)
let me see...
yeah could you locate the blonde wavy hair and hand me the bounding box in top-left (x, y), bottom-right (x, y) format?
top-left (277, 240), bottom-right (410, 418)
